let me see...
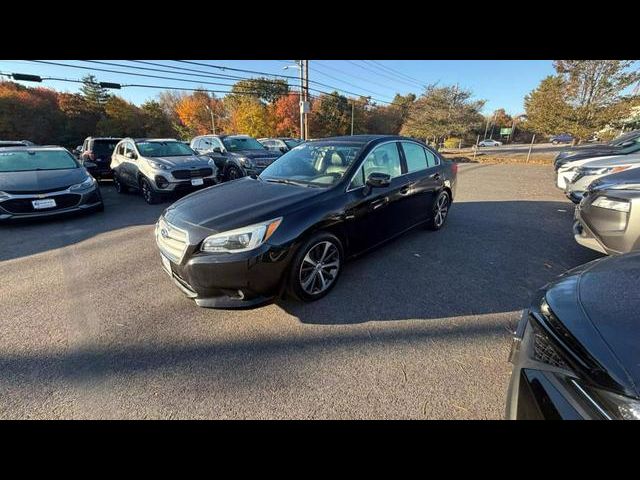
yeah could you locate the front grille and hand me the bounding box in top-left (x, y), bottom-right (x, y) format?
top-left (531, 320), bottom-right (570, 369)
top-left (172, 168), bottom-right (213, 180)
top-left (3, 185), bottom-right (73, 195)
top-left (156, 217), bottom-right (189, 263)
top-left (0, 193), bottom-right (81, 214)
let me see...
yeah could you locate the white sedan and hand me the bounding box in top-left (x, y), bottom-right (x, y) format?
top-left (477, 139), bottom-right (502, 147)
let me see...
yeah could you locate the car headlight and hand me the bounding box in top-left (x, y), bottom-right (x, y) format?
top-left (591, 196), bottom-right (631, 213)
top-left (580, 385), bottom-right (640, 420)
top-left (207, 158), bottom-right (217, 168)
top-left (579, 165), bottom-right (632, 177)
top-left (148, 160), bottom-right (170, 170)
top-left (201, 217), bottom-right (282, 253)
top-left (237, 157), bottom-right (253, 168)
top-left (70, 177), bottom-right (96, 191)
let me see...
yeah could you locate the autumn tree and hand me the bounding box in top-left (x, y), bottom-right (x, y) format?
top-left (309, 92), bottom-right (351, 137)
top-left (400, 85), bottom-right (485, 143)
top-left (175, 90), bottom-right (223, 137)
top-left (0, 81), bottom-right (63, 144)
top-left (272, 93), bottom-right (301, 137)
top-left (226, 96), bottom-right (275, 138)
top-left (57, 93), bottom-right (101, 146)
top-left (525, 61), bottom-right (640, 142)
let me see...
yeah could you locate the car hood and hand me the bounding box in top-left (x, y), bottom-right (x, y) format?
top-left (580, 153), bottom-right (640, 168)
top-left (556, 147), bottom-right (624, 164)
top-left (0, 167), bottom-right (88, 193)
top-left (146, 155), bottom-right (211, 168)
top-left (543, 253), bottom-right (640, 397)
top-left (228, 149), bottom-right (281, 160)
top-left (162, 176), bottom-right (323, 234)
top-left (589, 167), bottom-right (640, 191)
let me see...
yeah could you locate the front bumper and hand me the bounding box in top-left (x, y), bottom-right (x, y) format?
top-left (155, 221), bottom-right (295, 308)
top-left (151, 176), bottom-right (217, 193)
top-left (506, 310), bottom-right (605, 420)
top-left (0, 186), bottom-right (103, 221)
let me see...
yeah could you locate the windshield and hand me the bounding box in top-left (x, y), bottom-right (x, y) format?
top-left (93, 140), bottom-right (120, 156)
top-left (284, 139), bottom-right (302, 149)
top-left (619, 137), bottom-right (640, 154)
top-left (222, 137), bottom-right (266, 151)
top-left (0, 150), bottom-right (78, 172)
top-left (609, 131), bottom-right (640, 146)
top-left (259, 142), bottom-right (363, 187)
top-left (135, 141), bottom-right (195, 157)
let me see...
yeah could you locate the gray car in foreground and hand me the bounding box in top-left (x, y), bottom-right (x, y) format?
top-left (574, 168), bottom-right (640, 255)
top-left (0, 146), bottom-right (103, 220)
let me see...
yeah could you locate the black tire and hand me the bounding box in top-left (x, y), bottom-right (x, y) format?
top-left (113, 173), bottom-right (128, 194)
top-left (226, 164), bottom-right (244, 181)
top-left (140, 177), bottom-right (162, 205)
top-left (427, 190), bottom-right (451, 231)
top-left (288, 231), bottom-right (344, 302)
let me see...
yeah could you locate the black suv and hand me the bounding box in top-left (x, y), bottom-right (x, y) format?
top-left (190, 134), bottom-right (282, 181)
top-left (77, 137), bottom-right (122, 180)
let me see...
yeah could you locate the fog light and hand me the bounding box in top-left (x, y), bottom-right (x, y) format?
top-left (155, 175), bottom-right (169, 189)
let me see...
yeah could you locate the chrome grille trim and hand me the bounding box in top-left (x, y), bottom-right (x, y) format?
top-left (155, 216), bottom-right (189, 264)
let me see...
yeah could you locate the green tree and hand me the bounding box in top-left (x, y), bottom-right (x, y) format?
top-left (309, 92), bottom-right (351, 137)
top-left (80, 74), bottom-right (111, 112)
top-left (230, 78), bottom-right (289, 104)
top-left (57, 93), bottom-right (100, 147)
top-left (96, 97), bottom-right (145, 137)
top-left (141, 100), bottom-right (176, 138)
top-left (400, 85), bottom-right (485, 144)
top-left (525, 61), bottom-right (639, 142)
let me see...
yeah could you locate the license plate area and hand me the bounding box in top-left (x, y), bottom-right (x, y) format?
top-left (191, 178), bottom-right (204, 186)
top-left (32, 198), bottom-right (57, 209)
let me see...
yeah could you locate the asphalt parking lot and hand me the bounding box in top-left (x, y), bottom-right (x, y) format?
top-left (0, 164), bottom-right (602, 419)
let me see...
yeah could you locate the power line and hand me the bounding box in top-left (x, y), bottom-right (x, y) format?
top-left (366, 60), bottom-right (427, 87)
top-left (312, 60), bottom-right (399, 91)
top-left (346, 60), bottom-right (425, 90)
top-left (310, 65), bottom-right (391, 99)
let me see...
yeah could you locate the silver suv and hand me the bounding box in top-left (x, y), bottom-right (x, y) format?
top-left (111, 138), bottom-right (218, 204)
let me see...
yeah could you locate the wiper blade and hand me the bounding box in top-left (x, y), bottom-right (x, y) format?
top-left (265, 178), bottom-right (307, 187)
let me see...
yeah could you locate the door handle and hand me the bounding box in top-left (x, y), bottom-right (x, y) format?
top-left (400, 186), bottom-right (411, 195)
top-left (429, 172), bottom-right (441, 180)
top-left (371, 197), bottom-right (389, 210)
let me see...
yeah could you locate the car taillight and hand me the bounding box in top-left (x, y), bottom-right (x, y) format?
top-left (451, 162), bottom-right (458, 175)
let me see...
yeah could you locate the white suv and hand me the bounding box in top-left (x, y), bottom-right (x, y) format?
top-left (110, 138), bottom-right (218, 204)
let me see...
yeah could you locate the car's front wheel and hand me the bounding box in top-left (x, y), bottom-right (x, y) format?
top-left (288, 232), bottom-right (343, 302)
top-left (427, 190), bottom-right (450, 230)
top-left (226, 165), bottom-right (244, 181)
top-left (113, 173), bottom-right (128, 194)
top-left (140, 177), bottom-right (162, 204)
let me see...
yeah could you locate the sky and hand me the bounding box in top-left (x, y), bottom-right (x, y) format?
top-left (0, 60), bottom-right (556, 115)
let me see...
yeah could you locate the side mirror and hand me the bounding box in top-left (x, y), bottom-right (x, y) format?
top-left (279, 146), bottom-right (288, 153)
top-left (212, 146), bottom-right (223, 154)
top-left (621, 141), bottom-right (635, 148)
top-left (366, 172), bottom-right (391, 189)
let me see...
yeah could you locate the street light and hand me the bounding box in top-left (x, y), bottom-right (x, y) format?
top-left (283, 61), bottom-right (305, 140)
top-left (204, 104), bottom-right (216, 135)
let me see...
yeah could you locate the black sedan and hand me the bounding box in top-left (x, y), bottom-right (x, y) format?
top-left (506, 253), bottom-right (640, 420)
top-left (0, 146), bottom-right (103, 220)
top-left (155, 135), bottom-right (457, 308)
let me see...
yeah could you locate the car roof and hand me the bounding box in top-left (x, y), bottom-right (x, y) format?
top-left (131, 138), bottom-right (179, 142)
top-left (307, 134), bottom-right (411, 146)
top-left (87, 137), bottom-right (122, 141)
top-left (0, 145), bottom-right (68, 152)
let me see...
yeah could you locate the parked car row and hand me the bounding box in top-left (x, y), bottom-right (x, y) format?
top-left (505, 130), bottom-right (640, 420)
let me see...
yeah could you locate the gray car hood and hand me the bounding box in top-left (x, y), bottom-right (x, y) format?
top-left (0, 167), bottom-right (88, 193)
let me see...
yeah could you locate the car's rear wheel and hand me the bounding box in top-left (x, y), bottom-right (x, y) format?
top-left (227, 165), bottom-right (244, 181)
top-left (113, 173), bottom-right (128, 194)
top-left (288, 232), bottom-right (343, 302)
top-left (427, 190), bottom-right (450, 231)
top-left (140, 177), bottom-right (162, 204)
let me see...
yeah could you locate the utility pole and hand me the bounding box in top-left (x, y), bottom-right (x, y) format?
top-left (205, 104), bottom-right (216, 135)
top-left (303, 60), bottom-right (309, 140)
top-left (351, 102), bottom-right (355, 135)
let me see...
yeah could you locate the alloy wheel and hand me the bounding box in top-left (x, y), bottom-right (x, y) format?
top-left (299, 241), bottom-right (341, 295)
top-left (433, 193), bottom-right (449, 228)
